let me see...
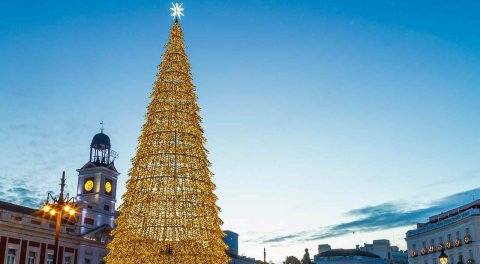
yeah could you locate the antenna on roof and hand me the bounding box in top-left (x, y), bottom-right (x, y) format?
top-left (100, 121), bottom-right (104, 133)
top-left (353, 231), bottom-right (357, 248)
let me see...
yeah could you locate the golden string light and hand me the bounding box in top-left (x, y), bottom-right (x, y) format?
top-left (105, 19), bottom-right (229, 264)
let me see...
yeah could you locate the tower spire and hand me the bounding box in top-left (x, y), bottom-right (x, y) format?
top-left (105, 7), bottom-right (229, 264)
top-left (264, 247), bottom-right (266, 263)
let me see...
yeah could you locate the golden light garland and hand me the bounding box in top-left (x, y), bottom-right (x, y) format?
top-left (105, 20), bottom-right (229, 264)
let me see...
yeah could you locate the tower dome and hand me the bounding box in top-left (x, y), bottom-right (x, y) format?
top-left (89, 130), bottom-right (115, 166)
top-left (91, 132), bottom-right (111, 149)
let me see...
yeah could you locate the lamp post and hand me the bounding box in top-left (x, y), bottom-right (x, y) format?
top-left (41, 171), bottom-right (77, 264)
top-left (439, 249), bottom-right (448, 264)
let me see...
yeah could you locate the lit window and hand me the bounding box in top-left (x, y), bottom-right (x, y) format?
top-left (7, 249), bottom-right (15, 264)
top-left (10, 215), bottom-right (22, 221)
top-left (47, 254), bottom-right (54, 264)
top-left (84, 217), bottom-right (94, 225)
top-left (64, 256), bottom-right (72, 264)
top-left (28, 251), bottom-right (36, 264)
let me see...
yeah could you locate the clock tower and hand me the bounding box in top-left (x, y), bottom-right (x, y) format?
top-left (76, 130), bottom-right (119, 234)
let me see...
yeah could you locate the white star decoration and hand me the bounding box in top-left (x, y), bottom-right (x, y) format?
top-left (170, 2), bottom-right (184, 20)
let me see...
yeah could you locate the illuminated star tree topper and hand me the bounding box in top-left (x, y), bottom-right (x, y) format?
top-left (170, 2), bottom-right (184, 20)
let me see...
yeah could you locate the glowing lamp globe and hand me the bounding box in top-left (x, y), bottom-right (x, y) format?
top-left (49, 209), bottom-right (56, 216)
top-left (43, 204), bottom-right (51, 213)
top-left (64, 205), bottom-right (71, 212)
top-left (439, 249), bottom-right (448, 264)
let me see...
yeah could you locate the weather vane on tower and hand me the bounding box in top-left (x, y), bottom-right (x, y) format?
top-left (170, 2), bottom-right (184, 20)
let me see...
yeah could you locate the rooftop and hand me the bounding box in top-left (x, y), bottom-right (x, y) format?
top-left (317, 249), bottom-right (381, 258)
top-left (406, 200), bottom-right (480, 237)
top-left (0, 200), bottom-right (37, 215)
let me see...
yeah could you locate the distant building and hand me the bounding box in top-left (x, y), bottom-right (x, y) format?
top-left (225, 230), bottom-right (239, 255)
top-left (0, 131), bottom-right (119, 264)
top-left (314, 246), bottom-right (387, 264)
top-left (314, 240), bottom-right (407, 264)
top-left (360, 240), bottom-right (407, 264)
top-left (406, 200), bottom-right (480, 264)
top-left (223, 230), bottom-right (259, 264)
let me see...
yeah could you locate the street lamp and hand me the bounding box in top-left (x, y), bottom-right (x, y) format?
top-left (41, 171), bottom-right (77, 264)
top-left (439, 249), bottom-right (448, 264)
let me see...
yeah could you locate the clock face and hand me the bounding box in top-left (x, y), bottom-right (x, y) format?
top-left (84, 179), bottom-right (94, 192)
top-left (105, 181), bottom-right (112, 194)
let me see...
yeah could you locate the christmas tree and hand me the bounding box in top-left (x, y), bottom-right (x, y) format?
top-left (105, 6), bottom-right (229, 264)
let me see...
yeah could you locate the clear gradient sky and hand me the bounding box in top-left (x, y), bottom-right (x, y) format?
top-left (1, 1), bottom-right (480, 262)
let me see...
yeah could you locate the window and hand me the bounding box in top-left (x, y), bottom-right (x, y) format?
top-left (439, 236), bottom-right (443, 243)
top-left (422, 241), bottom-right (426, 247)
top-left (413, 243), bottom-right (417, 250)
top-left (7, 249), bottom-right (15, 264)
top-left (456, 231), bottom-right (460, 239)
top-left (47, 254), bottom-right (54, 264)
top-left (448, 234), bottom-right (452, 241)
top-left (431, 239), bottom-right (435, 245)
top-left (466, 227), bottom-right (470, 235)
top-left (31, 219), bottom-right (41, 225)
top-left (28, 251), bottom-right (36, 264)
top-left (64, 256), bottom-right (72, 264)
top-left (10, 215), bottom-right (22, 221)
top-left (104, 204), bottom-right (110, 211)
top-left (84, 217), bottom-right (94, 225)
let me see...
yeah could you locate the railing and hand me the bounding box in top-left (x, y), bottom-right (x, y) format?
top-left (314, 256), bottom-right (388, 264)
top-left (407, 209), bottom-right (480, 237)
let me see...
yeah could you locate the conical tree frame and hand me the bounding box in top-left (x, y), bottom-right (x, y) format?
top-left (105, 20), bottom-right (229, 264)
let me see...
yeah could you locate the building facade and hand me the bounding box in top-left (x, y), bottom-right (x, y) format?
top-left (0, 131), bottom-right (119, 264)
top-left (314, 240), bottom-right (407, 264)
top-left (313, 247), bottom-right (387, 264)
top-left (406, 200), bottom-right (480, 264)
top-left (223, 230), bottom-right (259, 264)
top-left (361, 240), bottom-right (408, 264)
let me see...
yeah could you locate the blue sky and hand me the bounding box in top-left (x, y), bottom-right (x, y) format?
top-left (1, 0), bottom-right (480, 262)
